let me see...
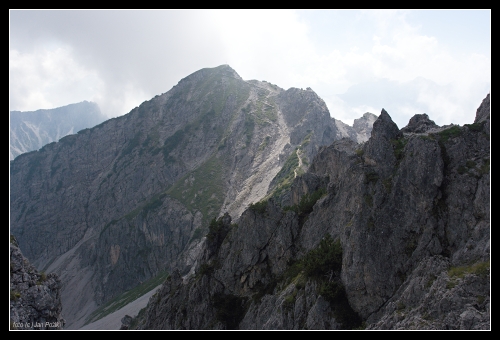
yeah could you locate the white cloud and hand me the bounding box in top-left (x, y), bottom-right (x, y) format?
top-left (93, 81), bottom-right (150, 118)
top-left (207, 10), bottom-right (315, 87)
top-left (9, 10), bottom-right (490, 127)
top-left (9, 46), bottom-right (104, 111)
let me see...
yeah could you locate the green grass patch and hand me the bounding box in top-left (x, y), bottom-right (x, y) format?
top-left (248, 233), bottom-right (363, 329)
top-left (118, 132), bottom-right (142, 161)
top-left (266, 149), bottom-right (300, 200)
top-left (206, 216), bottom-right (230, 245)
top-left (197, 261), bottom-right (217, 277)
top-left (161, 128), bottom-right (186, 163)
top-left (283, 187), bottom-right (327, 215)
top-left (253, 95), bottom-right (278, 125)
top-left (266, 236), bottom-right (342, 294)
top-left (99, 219), bottom-right (119, 237)
top-left (419, 134), bottom-right (435, 141)
top-left (464, 121), bottom-right (485, 132)
top-left (248, 199), bottom-right (269, 214)
top-left (436, 125), bottom-right (463, 143)
top-left (36, 271), bottom-right (47, 285)
top-left (382, 177), bottom-right (393, 193)
top-left (396, 301), bottom-right (406, 311)
top-left (10, 290), bottom-right (21, 301)
top-left (425, 274), bottom-right (437, 289)
top-left (59, 134), bottom-right (78, 147)
top-left (466, 160), bottom-right (476, 168)
top-left (299, 130), bottom-right (313, 150)
top-left (457, 165), bottom-right (467, 175)
top-left (479, 158), bottom-right (490, 175)
top-left (244, 114), bottom-right (255, 147)
top-left (189, 227), bottom-right (205, 243)
top-left (168, 155), bottom-right (226, 226)
top-left (24, 152), bottom-right (44, 182)
top-left (448, 260), bottom-right (490, 280)
top-left (367, 216), bottom-right (375, 230)
top-left (290, 234), bottom-right (362, 329)
top-left (160, 109), bottom-right (218, 164)
top-left (364, 171), bottom-right (379, 184)
top-left (363, 194), bottom-right (373, 207)
top-left (405, 238), bottom-right (418, 257)
top-left (258, 136), bottom-right (271, 152)
top-left (179, 66), bottom-right (250, 120)
top-left (251, 279), bottom-right (279, 304)
top-left (301, 234), bottom-right (342, 279)
top-left (50, 162), bottom-right (61, 177)
top-left (283, 290), bottom-right (298, 311)
top-left (123, 192), bottom-right (167, 222)
top-left (84, 270), bottom-right (169, 326)
top-left (10, 234), bottom-right (18, 246)
top-left (391, 137), bottom-right (408, 161)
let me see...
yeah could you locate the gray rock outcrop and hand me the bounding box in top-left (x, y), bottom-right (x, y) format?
top-left (400, 113), bottom-right (438, 133)
top-left (10, 237), bottom-right (65, 330)
top-left (352, 112), bottom-right (378, 142)
top-left (129, 93), bottom-right (490, 330)
top-left (474, 93), bottom-right (490, 133)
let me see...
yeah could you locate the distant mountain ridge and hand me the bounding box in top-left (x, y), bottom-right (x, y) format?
top-left (10, 101), bottom-right (107, 160)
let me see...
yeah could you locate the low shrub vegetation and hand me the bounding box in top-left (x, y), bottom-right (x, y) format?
top-left (248, 199), bottom-right (268, 214)
top-left (283, 187), bottom-right (327, 226)
top-left (212, 293), bottom-right (247, 329)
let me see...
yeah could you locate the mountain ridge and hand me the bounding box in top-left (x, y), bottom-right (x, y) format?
top-left (129, 93), bottom-right (490, 330)
top-left (10, 100), bottom-right (107, 161)
top-left (10, 64), bottom-right (377, 329)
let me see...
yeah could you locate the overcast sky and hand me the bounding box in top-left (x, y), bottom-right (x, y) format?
top-left (9, 9), bottom-right (490, 128)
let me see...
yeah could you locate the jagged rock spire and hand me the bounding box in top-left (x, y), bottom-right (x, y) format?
top-left (370, 108), bottom-right (401, 141)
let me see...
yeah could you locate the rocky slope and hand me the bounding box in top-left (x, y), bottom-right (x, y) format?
top-left (10, 101), bottom-right (106, 161)
top-left (9, 65), bottom-right (373, 329)
top-left (10, 236), bottom-right (65, 330)
top-left (129, 94), bottom-right (490, 330)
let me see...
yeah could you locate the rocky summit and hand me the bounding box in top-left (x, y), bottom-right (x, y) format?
top-left (9, 64), bottom-right (489, 330)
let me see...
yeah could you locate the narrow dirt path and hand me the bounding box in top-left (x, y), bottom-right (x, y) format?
top-left (294, 148), bottom-right (303, 178)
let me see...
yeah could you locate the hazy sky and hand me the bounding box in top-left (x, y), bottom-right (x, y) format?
top-left (9, 9), bottom-right (490, 128)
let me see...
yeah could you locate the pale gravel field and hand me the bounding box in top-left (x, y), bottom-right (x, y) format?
top-left (78, 285), bottom-right (161, 330)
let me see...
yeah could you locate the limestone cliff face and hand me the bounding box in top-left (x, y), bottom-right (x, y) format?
top-left (352, 112), bottom-right (378, 143)
top-left (130, 94), bottom-right (489, 330)
top-left (9, 65), bottom-right (370, 329)
top-left (10, 101), bottom-right (106, 161)
top-left (10, 237), bottom-right (65, 330)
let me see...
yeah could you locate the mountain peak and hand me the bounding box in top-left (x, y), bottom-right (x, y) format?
top-left (400, 113), bottom-right (438, 134)
top-left (212, 64), bottom-right (242, 79)
top-left (474, 93), bottom-right (490, 124)
top-left (175, 64), bottom-right (243, 89)
top-left (371, 108), bottom-right (401, 140)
